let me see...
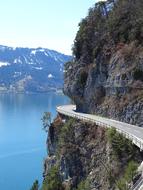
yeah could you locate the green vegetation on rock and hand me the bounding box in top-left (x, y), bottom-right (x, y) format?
top-left (42, 166), bottom-right (63, 190)
top-left (76, 179), bottom-right (90, 190)
top-left (58, 118), bottom-right (76, 148)
top-left (107, 128), bottom-right (137, 159)
top-left (73, 0), bottom-right (143, 62)
top-left (117, 160), bottom-right (138, 190)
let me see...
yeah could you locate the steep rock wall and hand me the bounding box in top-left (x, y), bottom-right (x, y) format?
top-left (43, 115), bottom-right (142, 190)
top-left (64, 0), bottom-right (143, 127)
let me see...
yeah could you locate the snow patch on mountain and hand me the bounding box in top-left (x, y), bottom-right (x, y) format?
top-left (34, 67), bottom-right (43, 70)
top-left (38, 49), bottom-right (45, 52)
top-left (0, 62), bottom-right (10, 67)
top-left (31, 50), bottom-right (37, 55)
top-left (48, 74), bottom-right (54, 78)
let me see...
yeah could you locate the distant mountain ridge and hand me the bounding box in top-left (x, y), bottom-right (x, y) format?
top-left (0, 45), bottom-right (72, 93)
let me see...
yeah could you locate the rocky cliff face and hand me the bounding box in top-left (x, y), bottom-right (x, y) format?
top-left (43, 115), bottom-right (142, 190)
top-left (64, 0), bottom-right (143, 127)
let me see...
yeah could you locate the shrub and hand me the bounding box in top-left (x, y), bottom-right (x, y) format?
top-left (117, 178), bottom-right (128, 190)
top-left (76, 179), bottom-right (90, 190)
top-left (125, 161), bottom-right (138, 182)
top-left (42, 166), bottom-right (63, 190)
top-left (107, 128), bottom-right (137, 158)
top-left (117, 160), bottom-right (138, 190)
top-left (59, 118), bottom-right (76, 147)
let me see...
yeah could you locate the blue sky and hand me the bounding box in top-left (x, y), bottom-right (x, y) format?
top-left (0, 0), bottom-right (99, 54)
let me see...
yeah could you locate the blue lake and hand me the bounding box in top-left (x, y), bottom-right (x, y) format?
top-left (0, 93), bottom-right (69, 190)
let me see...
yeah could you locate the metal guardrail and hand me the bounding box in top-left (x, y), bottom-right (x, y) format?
top-left (131, 176), bottom-right (143, 190)
top-left (56, 107), bottom-right (143, 151)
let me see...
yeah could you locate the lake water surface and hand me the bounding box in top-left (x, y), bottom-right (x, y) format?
top-left (0, 93), bottom-right (69, 190)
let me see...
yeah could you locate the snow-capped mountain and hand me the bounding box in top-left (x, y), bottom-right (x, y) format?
top-left (0, 45), bottom-right (72, 92)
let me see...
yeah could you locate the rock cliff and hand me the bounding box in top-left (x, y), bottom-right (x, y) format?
top-left (43, 116), bottom-right (142, 190)
top-left (64, 0), bottom-right (143, 127)
top-left (42, 0), bottom-right (143, 190)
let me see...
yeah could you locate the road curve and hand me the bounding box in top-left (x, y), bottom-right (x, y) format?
top-left (57, 105), bottom-right (143, 150)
